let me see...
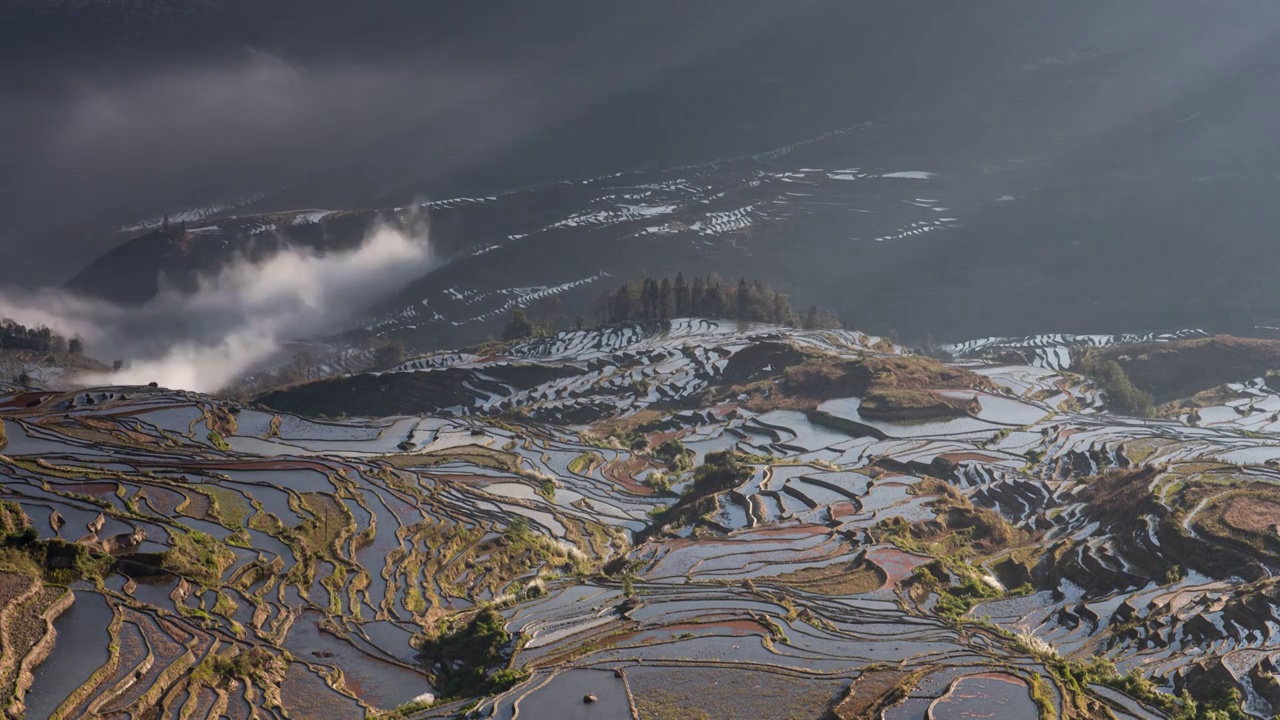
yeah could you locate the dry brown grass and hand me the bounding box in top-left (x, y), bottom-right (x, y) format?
top-left (860, 355), bottom-right (996, 393)
top-left (0, 349), bottom-right (110, 374)
top-left (774, 353), bottom-right (993, 401)
top-left (781, 355), bottom-right (871, 398)
top-left (583, 409), bottom-right (666, 442)
top-left (1079, 467), bottom-right (1162, 525)
top-left (859, 388), bottom-right (978, 420)
top-left (771, 559), bottom-right (886, 595)
top-left (45, 417), bottom-right (183, 453)
top-left (736, 352), bottom-right (994, 417)
top-left (382, 446), bottom-right (518, 472)
top-left (831, 668), bottom-right (924, 720)
top-left (1223, 498), bottom-right (1280, 534)
top-left (297, 492), bottom-right (352, 555)
top-left (742, 387), bottom-right (821, 413)
top-left (205, 404), bottom-right (239, 438)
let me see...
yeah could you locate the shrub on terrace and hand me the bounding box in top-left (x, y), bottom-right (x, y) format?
top-left (1077, 357), bottom-right (1154, 416)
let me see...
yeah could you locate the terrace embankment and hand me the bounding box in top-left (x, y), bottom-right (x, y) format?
top-left (255, 363), bottom-right (577, 417)
top-left (874, 479), bottom-right (1026, 559)
top-left (1057, 466), bottom-right (1280, 590)
top-left (0, 569), bottom-right (72, 718)
top-left (15, 321), bottom-right (1280, 718)
top-left (830, 667), bottom-right (925, 719)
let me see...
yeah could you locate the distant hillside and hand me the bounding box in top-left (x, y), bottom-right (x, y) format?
top-left (1085, 335), bottom-right (1280, 403)
top-left (0, 349), bottom-right (110, 388)
top-left (31, 0), bottom-right (1280, 345)
top-left (65, 208), bottom-right (401, 305)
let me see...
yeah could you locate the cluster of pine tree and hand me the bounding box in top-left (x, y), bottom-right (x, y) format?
top-left (0, 319), bottom-right (76, 353)
top-left (591, 274), bottom-right (840, 329)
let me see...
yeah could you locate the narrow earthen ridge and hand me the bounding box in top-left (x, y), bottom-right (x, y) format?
top-left (7, 587), bottom-right (73, 718)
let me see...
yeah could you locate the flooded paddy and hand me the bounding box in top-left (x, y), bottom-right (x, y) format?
top-left (279, 663), bottom-right (367, 718)
top-left (512, 668), bottom-right (631, 720)
top-left (6, 323), bottom-right (1280, 717)
top-left (26, 591), bottom-right (113, 720)
top-left (283, 611), bottom-right (433, 709)
top-left (929, 673), bottom-right (1039, 719)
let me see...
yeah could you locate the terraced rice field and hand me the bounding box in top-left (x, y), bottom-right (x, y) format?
top-left (6, 320), bottom-right (1280, 717)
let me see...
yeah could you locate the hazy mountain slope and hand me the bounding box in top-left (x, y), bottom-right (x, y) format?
top-left (65, 208), bottom-right (409, 304)
top-left (46, 0), bottom-right (1280, 342)
top-left (9, 0), bottom-right (1280, 295)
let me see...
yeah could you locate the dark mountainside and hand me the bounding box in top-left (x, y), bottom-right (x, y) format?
top-left (6, 0), bottom-right (1280, 344)
top-left (65, 209), bottom-right (389, 304)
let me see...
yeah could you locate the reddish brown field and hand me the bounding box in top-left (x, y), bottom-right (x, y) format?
top-left (1223, 498), bottom-right (1280, 534)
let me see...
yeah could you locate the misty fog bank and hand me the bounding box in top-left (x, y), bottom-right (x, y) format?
top-left (0, 222), bottom-right (435, 393)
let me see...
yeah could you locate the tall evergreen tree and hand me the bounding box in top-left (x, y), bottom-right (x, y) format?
top-left (644, 278), bottom-right (660, 320)
top-left (613, 285), bottom-right (632, 322)
top-left (0, 320), bottom-right (67, 352)
top-left (502, 309), bottom-right (534, 340)
top-left (691, 277), bottom-right (706, 316)
top-left (772, 293), bottom-right (793, 326)
top-left (659, 278), bottom-right (674, 320)
top-left (592, 291), bottom-right (613, 324)
top-left (592, 274), bottom-right (834, 330)
top-left (706, 281), bottom-right (726, 319)
top-left (804, 305), bottom-right (820, 330)
top-left (674, 272), bottom-right (689, 317)
top-left (529, 295), bottom-right (566, 330)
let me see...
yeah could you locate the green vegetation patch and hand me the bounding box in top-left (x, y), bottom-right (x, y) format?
top-left (204, 485), bottom-right (253, 528)
top-left (636, 451), bottom-right (753, 543)
top-left (911, 556), bottom-right (1023, 623)
top-left (190, 646), bottom-right (284, 688)
top-left (652, 439), bottom-right (693, 473)
top-left (568, 451), bottom-right (604, 475)
top-left (1075, 356), bottom-right (1154, 416)
top-left (416, 606), bottom-right (527, 700)
top-left (1084, 335), bottom-right (1280, 407)
top-left (0, 501), bottom-right (112, 582)
top-left (1044, 655), bottom-right (1245, 720)
top-left (873, 479), bottom-right (1025, 557)
top-left (163, 529), bottom-right (236, 588)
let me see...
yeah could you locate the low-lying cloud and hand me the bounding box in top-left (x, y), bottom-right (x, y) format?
top-left (0, 221), bottom-right (434, 393)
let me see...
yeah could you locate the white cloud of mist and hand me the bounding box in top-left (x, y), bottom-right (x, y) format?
top-left (0, 221), bottom-right (434, 393)
top-left (92, 333), bottom-right (283, 396)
